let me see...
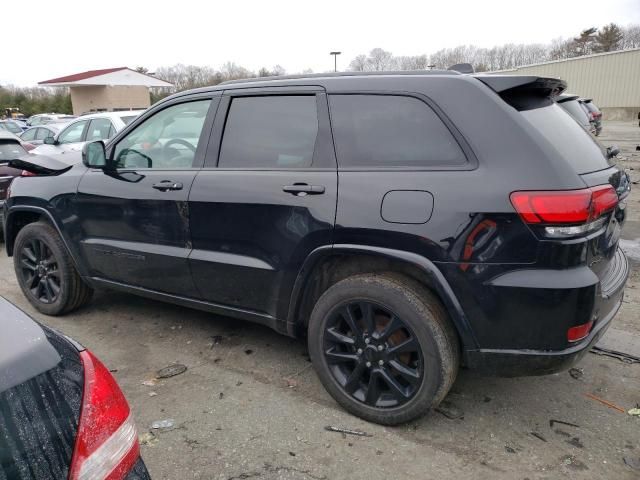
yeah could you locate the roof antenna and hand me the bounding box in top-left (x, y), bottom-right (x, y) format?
top-left (448, 63), bottom-right (474, 74)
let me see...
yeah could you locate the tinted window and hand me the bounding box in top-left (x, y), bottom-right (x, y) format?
top-left (86, 118), bottom-right (114, 141)
top-left (58, 120), bottom-right (87, 144)
top-left (219, 96), bottom-right (318, 168)
top-left (114, 100), bottom-right (211, 169)
top-left (329, 95), bottom-right (466, 168)
top-left (521, 103), bottom-right (609, 174)
top-left (20, 129), bottom-right (37, 141)
top-left (558, 100), bottom-right (590, 126)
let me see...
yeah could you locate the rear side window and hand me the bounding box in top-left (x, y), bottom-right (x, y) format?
top-left (219, 96), bottom-right (318, 168)
top-left (20, 129), bottom-right (37, 141)
top-left (521, 103), bottom-right (609, 174)
top-left (329, 94), bottom-right (467, 168)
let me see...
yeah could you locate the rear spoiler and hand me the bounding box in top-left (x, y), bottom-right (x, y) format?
top-left (475, 75), bottom-right (567, 111)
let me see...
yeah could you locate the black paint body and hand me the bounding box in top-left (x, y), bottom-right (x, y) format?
top-left (3, 72), bottom-right (630, 375)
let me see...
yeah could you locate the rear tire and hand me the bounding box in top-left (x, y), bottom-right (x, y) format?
top-left (308, 273), bottom-right (459, 425)
top-left (13, 222), bottom-right (93, 315)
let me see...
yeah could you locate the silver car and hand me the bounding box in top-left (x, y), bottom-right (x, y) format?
top-left (19, 124), bottom-right (65, 145)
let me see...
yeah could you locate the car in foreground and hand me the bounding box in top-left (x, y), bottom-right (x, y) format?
top-left (580, 98), bottom-right (603, 136)
top-left (0, 296), bottom-right (150, 479)
top-left (27, 113), bottom-right (77, 126)
top-left (19, 123), bottom-right (65, 145)
top-left (31, 111), bottom-right (144, 156)
top-left (2, 71), bottom-right (630, 425)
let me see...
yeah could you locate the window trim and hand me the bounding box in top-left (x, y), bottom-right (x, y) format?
top-left (106, 94), bottom-right (220, 171)
top-left (204, 88), bottom-right (336, 171)
top-left (327, 91), bottom-right (478, 172)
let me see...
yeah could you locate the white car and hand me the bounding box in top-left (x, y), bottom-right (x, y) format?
top-left (31, 111), bottom-right (144, 156)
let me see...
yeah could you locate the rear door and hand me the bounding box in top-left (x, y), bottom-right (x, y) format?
top-left (75, 95), bottom-right (219, 296)
top-left (188, 87), bottom-right (337, 321)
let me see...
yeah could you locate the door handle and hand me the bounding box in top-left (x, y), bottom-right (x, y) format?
top-left (152, 180), bottom-right (183, 192)
top-left (283, 184), bottom-right (325, 196)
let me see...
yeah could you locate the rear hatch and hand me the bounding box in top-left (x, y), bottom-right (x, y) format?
top-left (478, 75), bottom-right (629, 286)
top-left (0, 298), bottom-right (83, 479)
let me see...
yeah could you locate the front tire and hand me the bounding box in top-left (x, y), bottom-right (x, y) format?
top-left (308, 273), bottom-right (459, 425)
top-left (13, 222), bottom-right (93, 315)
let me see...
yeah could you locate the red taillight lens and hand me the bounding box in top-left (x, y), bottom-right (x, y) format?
top-left (510, 185), bottom-right (618, 225)
top-left (567, 321), bottom-right (594, 342)
top-left (22, 142), bottom-right (36, 151)
top-left (21, 170), bottom-right (36, 177)
top-left (69, 350), bottom-right (139, 480)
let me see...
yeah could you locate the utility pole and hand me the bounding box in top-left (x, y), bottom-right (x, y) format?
top-left (330, 51), bottom-right (342, 72)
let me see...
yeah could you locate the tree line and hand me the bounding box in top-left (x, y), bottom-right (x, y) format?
top-left (2, 22), bottom-right (638, 116)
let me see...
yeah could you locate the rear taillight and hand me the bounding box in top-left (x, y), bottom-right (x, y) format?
top-left (567, 321), bottom-right (594, 342)
top-left (22, 142), bottom-right (36, 151)
top-left (510, 185), bottom-right (618, 237)
top-left (21, 170), bottom-right (36, 177)
top-left (69, 350), bottom-right (139, 480)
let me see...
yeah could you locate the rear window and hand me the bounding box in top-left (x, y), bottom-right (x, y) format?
top-left (521, 103), bottom-right (609, 174)
top-left (558, 100), bottom-right (590, 126)
top-left (582, 102), bottom-right (599, 114)
top-left (329, 94), bottom-right (467, 168)
top-left (120, 115), bottom-right (138, 126)
top-left (0, 141), bottom-right (26, 160)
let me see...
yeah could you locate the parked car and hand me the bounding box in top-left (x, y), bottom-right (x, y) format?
top-left (3, 72), bottom-right (630, 425)
top-left (27, 113), bottom-right (77, 126)
top-left (556, 93), bottom-right (596, 135)
top-left (0, 296), bottom-right (150, 479)
top-left (0, 131), bottom-right (29, 236)
top-left (19, 123), bottom-right (65, 145)
top-left (31, 111), bottom-right (144, 156)
top-left (579, 98), bottom-right (603, 136)
top-left (0, 119), bottom-right (26, 135)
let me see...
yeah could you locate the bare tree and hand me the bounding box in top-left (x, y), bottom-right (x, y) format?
top-left (349, 54), bottom-right (368, 72)
top-left (621, 24), bottom-right (640, 49)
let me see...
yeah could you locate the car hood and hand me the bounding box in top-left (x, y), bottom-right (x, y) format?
top-left (0, 297), bottom-right (61, 392)
top-left (9, 151), bottom-right (79, 175)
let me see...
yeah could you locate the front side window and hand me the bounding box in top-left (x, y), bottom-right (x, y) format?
top-left (58, 120), bottom-right (88, 144)
top-left (113, 100), bottom-right (211, 169)
top-left (329, 94), bottom-right (467, 168)
top-left (218, 95), bottom-right (318, 168)
top-left (36, 128), bottom-right (52, 141)
top-left (20, 129), bottom-right (37, 141)
top-left (86, 118), bottom-right (115, 142)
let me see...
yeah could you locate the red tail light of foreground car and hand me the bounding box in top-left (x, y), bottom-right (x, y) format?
top-left (68, 350), bottom-right (139, 480)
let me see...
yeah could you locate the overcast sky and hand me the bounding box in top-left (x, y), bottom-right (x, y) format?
top-left (3, 0), bottom-right (639, 86)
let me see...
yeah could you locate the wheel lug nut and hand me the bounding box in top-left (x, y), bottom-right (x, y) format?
top-left (365, 361), bottom-right (372, 368)
top-left (364, 338), bottom-right (370, 344)
top-left (378, 360), bottom-right (384, 366)
top-left (356, 348), bottom-right (363, 355)
top-left (377, 345), bottom-right (384, 351)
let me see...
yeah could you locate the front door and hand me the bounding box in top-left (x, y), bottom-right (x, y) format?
top-left (75, 96), bottom-right (218, 297)
top-left (188, 89), bottom-right (338, 320)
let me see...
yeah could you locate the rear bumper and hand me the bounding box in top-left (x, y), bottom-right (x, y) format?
top-left (463, 248), bottom-right (628, 376)
top-left (125, 457), bottom-right (151, 479)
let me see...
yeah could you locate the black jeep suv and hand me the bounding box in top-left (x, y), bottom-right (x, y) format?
top-left (2, 72), bottom-right (630, 425)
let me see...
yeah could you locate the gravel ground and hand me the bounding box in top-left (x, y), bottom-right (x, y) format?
top-left (1, 121), bottom-right (639, 480)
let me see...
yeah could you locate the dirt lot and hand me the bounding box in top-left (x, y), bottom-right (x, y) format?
top-left (1, 121), bottom-right (639, 480)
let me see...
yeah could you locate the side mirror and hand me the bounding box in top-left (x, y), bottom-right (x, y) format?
top-left (82, 141), bottom-right (107, 168)
top-left (606, 146), bottom-right (620, 159)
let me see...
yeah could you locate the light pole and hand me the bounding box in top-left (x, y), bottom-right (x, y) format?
top-left (330, 51), bottom-right (342, 72)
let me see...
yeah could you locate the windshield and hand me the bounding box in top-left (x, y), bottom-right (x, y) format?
top-left (521, 103), bottom-right (609, 174)
top-left (1, 122), bottom-right (22, 134)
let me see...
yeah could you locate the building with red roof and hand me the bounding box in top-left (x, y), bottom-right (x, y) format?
top-left (39, 67), bottom-right (173, 115)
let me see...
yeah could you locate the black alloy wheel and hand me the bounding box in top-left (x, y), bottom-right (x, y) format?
top-left (19, 238), bottom-right (61, 304)
top-left (323, 301), bottom-right (423, 408)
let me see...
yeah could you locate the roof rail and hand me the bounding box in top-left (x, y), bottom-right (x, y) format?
top-left (220, 69), bottom-right (459, 85)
